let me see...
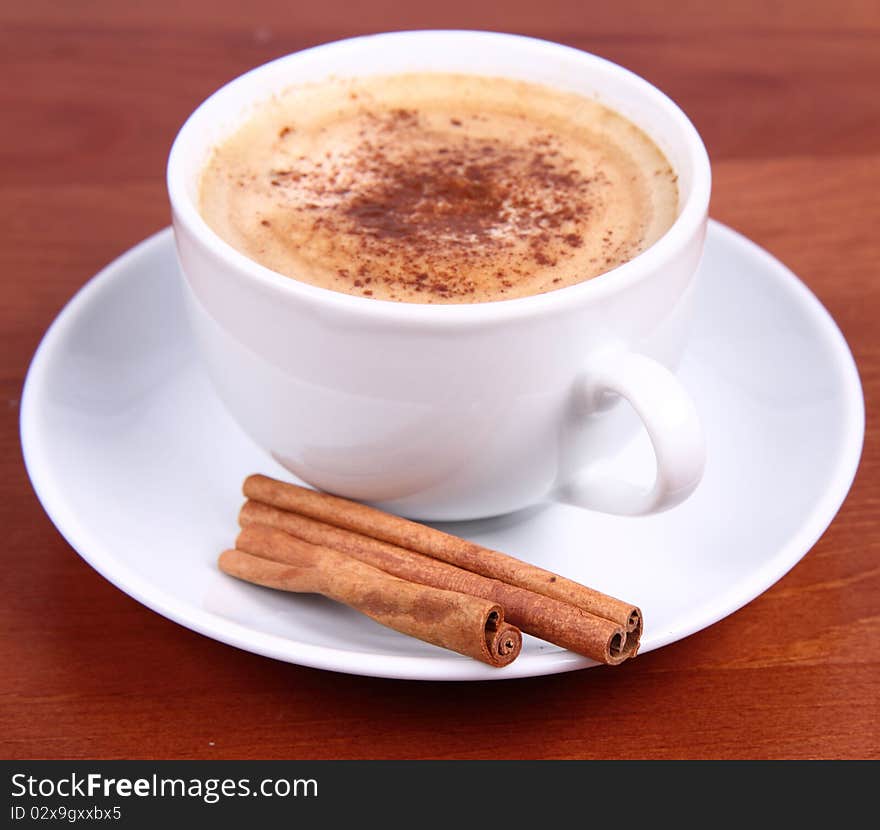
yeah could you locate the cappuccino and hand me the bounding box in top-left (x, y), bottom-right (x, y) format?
top-left (199, 73), bottom-right (678, 303)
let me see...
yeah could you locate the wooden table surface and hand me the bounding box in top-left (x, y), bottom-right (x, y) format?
top-left (3, 1), bottom-right (878, 760)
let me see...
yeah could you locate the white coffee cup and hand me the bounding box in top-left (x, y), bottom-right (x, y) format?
top-left (167, 30), bottom-right (710, 521)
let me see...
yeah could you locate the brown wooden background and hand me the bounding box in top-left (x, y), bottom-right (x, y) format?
top-left (2, 0), bottom-right (878, 759)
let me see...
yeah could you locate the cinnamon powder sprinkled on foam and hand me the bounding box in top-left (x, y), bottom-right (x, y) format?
top-left (199, 73), bottom-right (678, 303)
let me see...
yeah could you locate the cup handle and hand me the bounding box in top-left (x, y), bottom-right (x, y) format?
top-left (559, 352), bottom-right (705, 515)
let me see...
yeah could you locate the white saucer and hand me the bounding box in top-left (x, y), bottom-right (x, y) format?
top-left (21, 221), bottom-right (864, 680)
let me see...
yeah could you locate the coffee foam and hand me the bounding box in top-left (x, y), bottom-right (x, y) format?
top-left (199, 73), bottom-right (678, 303)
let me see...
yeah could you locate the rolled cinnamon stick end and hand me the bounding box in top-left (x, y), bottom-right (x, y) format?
top-left (243, 474), bottom-right (642, 649)
top-left (240, 499), bottom-right (639, 664)
top-left (221, 527), bottom-right (521, 668)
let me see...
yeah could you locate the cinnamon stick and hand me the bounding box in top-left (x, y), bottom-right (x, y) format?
top-left (243, 474), bottom-right (642, 637)
top-left (240, 499), bottom-right (637, 664)
top-left (221, 525), bottom-right (522, 668)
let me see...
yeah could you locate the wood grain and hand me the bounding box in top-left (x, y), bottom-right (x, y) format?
top-left (2, 0), bottom-right (878, 760)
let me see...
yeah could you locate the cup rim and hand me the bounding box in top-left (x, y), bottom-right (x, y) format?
top-left (167, 29), bottom-right (711, 325)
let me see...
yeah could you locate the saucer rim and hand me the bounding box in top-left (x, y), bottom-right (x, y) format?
top-left (19, 220), bottom-right (866, 680)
